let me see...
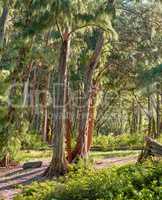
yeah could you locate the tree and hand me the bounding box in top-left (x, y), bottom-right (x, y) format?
top-left (43, 0), bottom-right (116, 176)
top-left (45, 30), bottom-right (71, 177)
top-left (72, 31), bottom-right (104, 159)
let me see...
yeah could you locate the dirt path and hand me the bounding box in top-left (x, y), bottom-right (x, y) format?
top-left (95, 155), bottom-right (137, 169)
top-left (0, 162), bottom-right (48, 200)
top-left (0, 156), bottom-right (137, 200)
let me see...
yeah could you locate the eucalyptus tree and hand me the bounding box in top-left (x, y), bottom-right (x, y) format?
top-left (41, 0), bottom-right (116, 177)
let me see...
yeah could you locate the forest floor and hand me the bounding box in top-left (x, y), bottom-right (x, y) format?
top-left (0, 154), bottom-right (138, 200)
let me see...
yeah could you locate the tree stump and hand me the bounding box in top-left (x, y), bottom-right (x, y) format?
top-left (0, 153), bottom-right (10, 167)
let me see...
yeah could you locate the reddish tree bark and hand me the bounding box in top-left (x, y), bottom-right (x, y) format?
top-left (65, 83), bottom-right (72, 162)
top-left (86, 87), bottom-right (97, 151)
top-left (72, 31), bottom-right (104, 160)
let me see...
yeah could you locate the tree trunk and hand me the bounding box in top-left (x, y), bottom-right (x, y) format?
top-left (130, 99), bottom-right (137, 134)
top-left (156, 84), bottom-right (160, 137)
top-left (44, 31), bottom-right (70, 177)
top-left (86, 95), bottom-right (95, 151)
top-left (87, 83), bottom-right (98, 151)
top-left (138, 106), bottom-right (142, 133)
top-left (46, 118), bottom-right (52, 144)
top-left (31, 67), bottom-right (41, 132)
top-left (0, 153), bottom-right (10, 167)
top-left (65, 81), bottom-right (72, 162)
top-left (0, 3), bottom-right (9, 47)
top-left (31, 67), bottom-right (36, 116)
top-left (72, 31), bottom-right (104, 160)
top-left (152, 117), bottom-right (156, 139)
top-left (71, 89), bottom-right (83, 160)
top-left (148, 95), bottom-right (152, 136)
top-left (42, 72), bottom-right (50, 141)
top-left (43, 106), bottom-right (48, 141)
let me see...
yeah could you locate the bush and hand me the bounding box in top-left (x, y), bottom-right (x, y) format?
top-left (93, 133), bottom-right (144, 151)
top-left (15, 161), bottom-right (162, 200)
top-left (14, 181), bottom-right (57, 200)
top-left (21, 131), bottom-right (48, 150)
top-left (0, 119), bottom-right (28, 162)
top-left (0, 116), bottom-right (47, 163)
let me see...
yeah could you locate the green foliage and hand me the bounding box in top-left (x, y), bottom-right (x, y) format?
top-left (14, 150), bottom-right (51, 163)
top-left (21, 131), bottom-right (48, 150)
top-left (0, 119), bottom-right (28, 160)
top-left (93, 134), bottom-right (144, 151)
top-left (0, 113), bottom-right (47, 161)
top-left (14, 181), bottom-right (57, 200)
top-left (0, 70), bottom-right (10, 101)
top-left (15, 162), bottom-right (162, 200)
top-left (137, 64), bottom-right (162, 88)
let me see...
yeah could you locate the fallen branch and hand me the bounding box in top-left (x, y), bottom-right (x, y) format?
top-left (23, 161), bottom-right (42, 169)
top-left (137, 136), bottom-right (162, 163)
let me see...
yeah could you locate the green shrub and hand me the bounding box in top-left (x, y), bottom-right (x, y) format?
top-left (93, 133), bottom-right (162, 152)
top-left (0, 115), bottom-right (47, 162)
top-left (0, 119), bottom-right (28, 161)
top-left (93, 133), bottom-right (144, 151)
top-left (15, 162), bottom-right (162, 200)
top-left (14, 181), bottom-right (57, 200)
top-left (14, 150), bottom-right (52, 163)
top-left (21, 131), bottom-right (48, 150)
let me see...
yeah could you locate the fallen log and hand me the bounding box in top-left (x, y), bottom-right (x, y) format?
top-left (23, 161), bottom-right (42, 169)
top-left (145, 137), bottom-right (162, 149)
top-left (151, 148), bottom-right (162, 155)
top-left (138, 136), bottom-right (162, 163)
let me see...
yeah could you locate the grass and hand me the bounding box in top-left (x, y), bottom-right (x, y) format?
top-left (15, 150), bottom-right (52, 163)
top-left (15, 149), bottom-right (139, 163)
top-left (90, 150), bottom-right (140, 159)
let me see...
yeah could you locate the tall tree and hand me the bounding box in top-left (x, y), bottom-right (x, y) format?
top-left (72, 31), bottom-right (104, 159)
top-left (45, 30), bottom-right (71, 177)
